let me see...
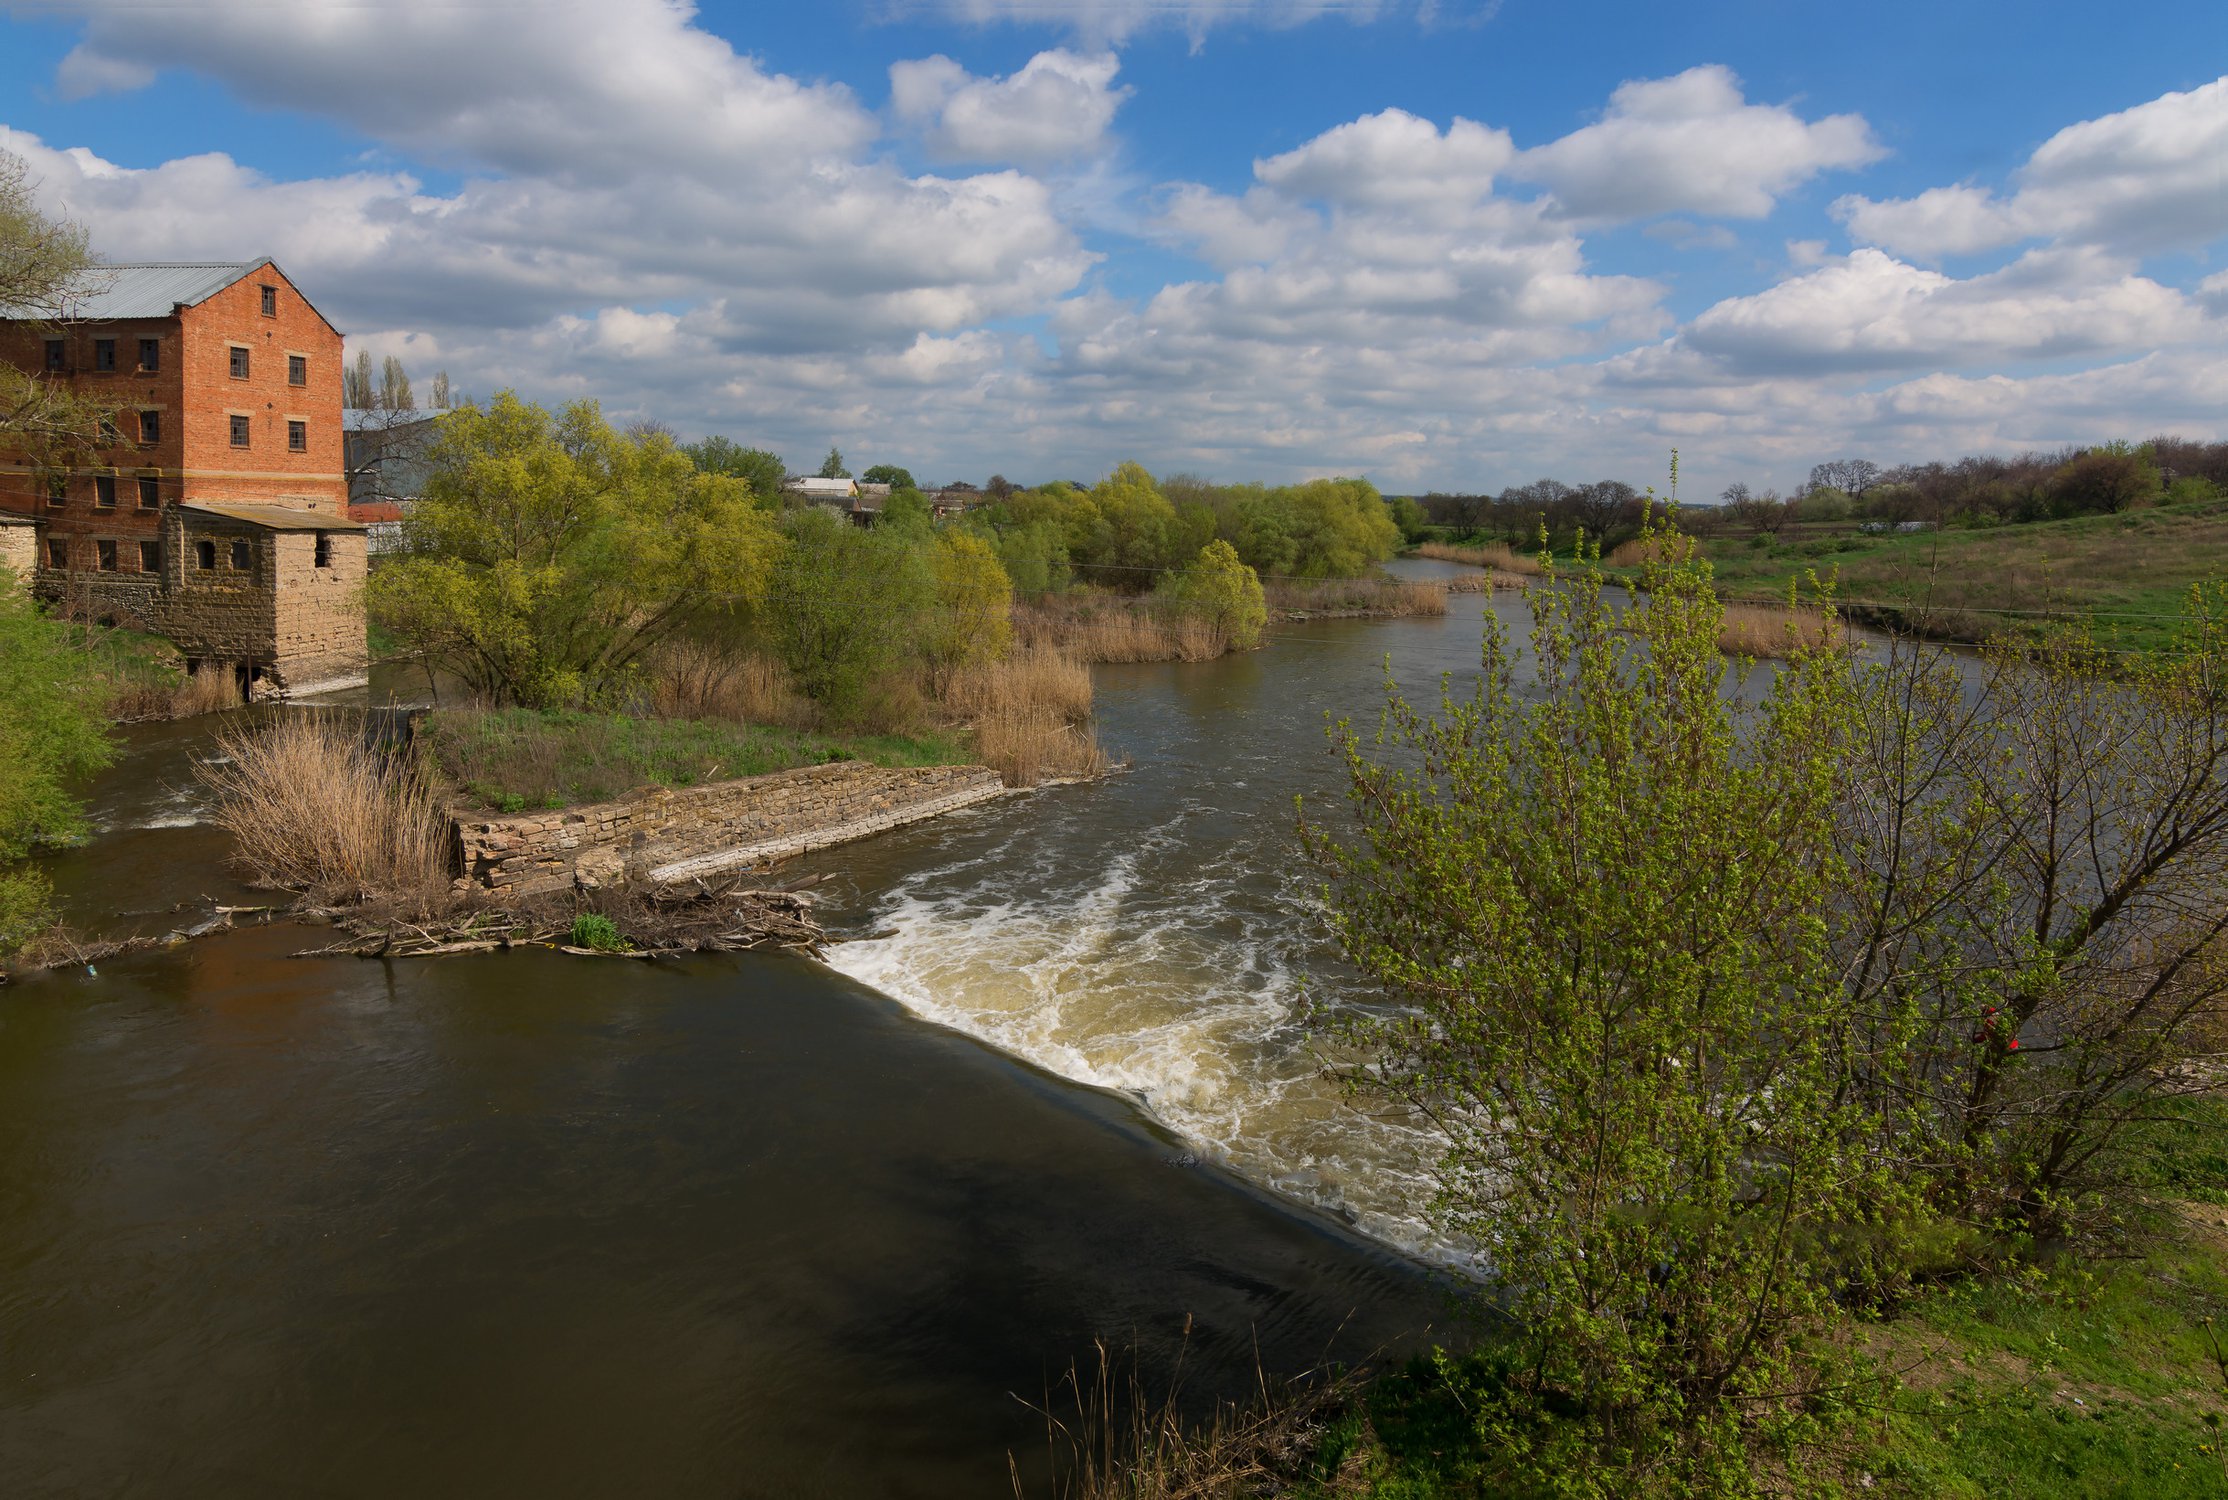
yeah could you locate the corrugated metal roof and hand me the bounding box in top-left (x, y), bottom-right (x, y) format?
top-left (50, 262), bottom-right (264, 320)
top-left (182, 501), bottom-right (366, 533)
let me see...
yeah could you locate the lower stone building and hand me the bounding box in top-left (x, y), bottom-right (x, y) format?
top-left (41, 502), bottom-right (369, 696)
top-left (0, 515), bottom-right (35, 583)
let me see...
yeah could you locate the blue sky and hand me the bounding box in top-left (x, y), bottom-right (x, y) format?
top-left (3, 0), bottom-right (2224, 496)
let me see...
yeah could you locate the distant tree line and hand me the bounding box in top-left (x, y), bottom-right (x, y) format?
top-left (1411, 478), bottom-right (1649, 550)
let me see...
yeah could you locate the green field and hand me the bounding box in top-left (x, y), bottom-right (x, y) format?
top-left (1662, 495), bottom-right (2228, 653)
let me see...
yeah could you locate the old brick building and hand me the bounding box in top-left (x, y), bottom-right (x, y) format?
top-left (0, 259), bottom-right (368, 694)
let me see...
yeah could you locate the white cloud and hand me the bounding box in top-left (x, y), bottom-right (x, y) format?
top-left (1254, 109), bottom-right (1513, 210)
top-left (890, 49), bottom-right (1128, 165)
top-left (893, 0), bottom-right (1488, 45)
top-left (1510, 65), bottom-right (1879, 223)
top-left (1836, 75), bottom-right (2228, 257)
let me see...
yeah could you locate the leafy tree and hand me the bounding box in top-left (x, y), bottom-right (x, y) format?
top-left (993, 518), bottom-right (1071, 596)
top-left (861, 464), bottom-right (915, 490)
top-left (2050, 442), bottom-right (2161, 514)
top-left (369, 393), bottom-right (776, 707)
top-left (1086, 461), bottom-right (1182, 579)
top-left (0, 149), bottom-right (110, 468)
top-left (762, 507), bottom-right (932, 722)
top-left (817, 446), bottom-right (851, 480)
top-left (1304, 530), bottom-right (1889, 1485)
top-left (1159, 539), bottom-right (1266, 649)
top-left (879, 486), bottom-right (933, 534)
top-left (924, 530), bottom-right (1013, 687)
top-left (1386, 493), bottom-right (1430, 543)
top-left (683, 436), bottom-right (785, 500)
top-left (0, 566), bottom-right (115, 956)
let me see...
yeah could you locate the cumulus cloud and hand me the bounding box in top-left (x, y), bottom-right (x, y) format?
top-left (1836, 75), bottom-right (2228, 257)
top-left (890, 49), bottom-right (1128, 165)
top-left (1510, 65), bottom-right (1880, 222)
top-left (1254, 109), bottom-right (1513, 210)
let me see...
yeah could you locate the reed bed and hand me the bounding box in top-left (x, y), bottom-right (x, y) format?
top-left (1016, 596), bottom-right (1228, 664)
top-left (199, 712), bottom-right (451, 905)
top-left (1717, 602), bottom-right (1845, 659)
top-left (1264, 577), bottom-right (1446, 617)
top-left (945, 645), bottom-right (1108, 787)
top-left (1605, 534), bottom-right (1696, 569)
top-left (645, 639), bottom-right (817, 729)
top-left (1412, 540), bottom-right (1547, 576)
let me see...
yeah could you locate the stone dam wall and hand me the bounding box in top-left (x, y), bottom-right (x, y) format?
top-left (453, 761), bottom-right (1008, 898)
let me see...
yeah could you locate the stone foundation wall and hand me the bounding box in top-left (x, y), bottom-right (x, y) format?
top-left (0, 521), bottom-right (34, 583)
top-left (454, 761), bottom-right (1008, 898)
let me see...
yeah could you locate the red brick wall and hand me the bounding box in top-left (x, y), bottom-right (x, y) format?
top-left (178, 263), bottom-right (346, 513)
top-left (0, 315), bottom-right (184, 539)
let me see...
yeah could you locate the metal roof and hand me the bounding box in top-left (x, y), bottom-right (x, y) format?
top-left (182, 501), bottom-right (366, 533)
top-left (48, 262), bottom-right (265, 320)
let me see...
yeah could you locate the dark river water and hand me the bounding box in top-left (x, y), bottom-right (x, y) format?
top-left (0, 562), bottom-right (1516, 1498)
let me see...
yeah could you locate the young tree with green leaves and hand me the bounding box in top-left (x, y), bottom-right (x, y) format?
top-left (861, 463), bottom-right (915, 490)
top-left (1158, 539), bottom-right (1267, 650)
top-left (0, 149), bottom-right (111, 471)
top-left (0, 566), bottom-right (115, 957)
top-left (924, 530), bottom-right (1013, 688)
top-left (369, 393), bottom-right (777, 708)
top-left (762, 507), bottom-right (933, 722)
top-left (682, 436), bottom-right (786, 501)
top-left (817, 446), bottom-right (851, 480)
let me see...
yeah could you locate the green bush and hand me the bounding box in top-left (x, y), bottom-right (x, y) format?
top-left (568, 913), bottom-right (626, 952)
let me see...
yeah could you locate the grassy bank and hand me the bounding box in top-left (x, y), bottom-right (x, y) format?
top-left (421, 707), bottom-right (966, 812)
top-left (1647, 495), bottom-right (2228, 652)
top-left (1063, 1094), bottom-right (2228, 1499)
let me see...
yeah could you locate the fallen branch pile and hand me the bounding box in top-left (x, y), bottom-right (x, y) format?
top-left (293, 875), bottom-right (827, 961)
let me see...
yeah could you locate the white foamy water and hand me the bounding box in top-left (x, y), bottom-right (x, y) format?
top-left (826, 795), bottom-right (1464, 1265)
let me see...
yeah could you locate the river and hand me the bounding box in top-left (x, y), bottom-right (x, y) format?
top-left (0, 562), bottom-right (1515, 1497)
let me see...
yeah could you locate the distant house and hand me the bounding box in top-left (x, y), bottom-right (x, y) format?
top-left (783, 474), bottom-right (883, 526)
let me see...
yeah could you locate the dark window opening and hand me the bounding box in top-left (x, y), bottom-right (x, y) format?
top-left (139, 337), bottom-right (160, 372)
top-left (94, 338), bottom-right (116, 371)
top-left (45, 475), bottom-right (65, 508)
top-left (288, 419), bottom-right (307, 452)
top-left (230, 540), bottom-right (252, 571)
top-left (230, 414), bottom-right (251, 447)
top-left (229, 346), bottom-right (250, 379)
top-left (45, 539), bottom-right (67, 569)
top-left (43, 339), bottom-right (64, 372)
top-left (288, 354), bottom-right (306, 386)
top-left (96, 539), bottom-right (118, 572)
top-left (99, 415), bottom-right (120, 444)
top-left (260, 285), bottom-right (277, 316)
top-left (315, 532), bottom-right (333, 568)
top-left (137, 476), bottom-right (160, 509)
top-left (196, 540), bottom-right (217, 570)
top-left (139, 409), bottom-right (160, 444)
top-left (94, 475), bottom-right (116, 508)
top-left (139, 540), bottom-right (161, 573)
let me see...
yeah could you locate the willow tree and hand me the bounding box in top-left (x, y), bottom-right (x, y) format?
top-left (0, 150), bottom-right (109, 470)
top-left (370, 393), bottom-right (777, 708)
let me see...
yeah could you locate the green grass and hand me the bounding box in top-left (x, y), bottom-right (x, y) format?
top-left (420, 706), bottom-right (966, 811)
top-left (1652, 497), bottom-right (2228, 653)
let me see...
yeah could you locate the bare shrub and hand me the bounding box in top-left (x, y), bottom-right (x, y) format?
top-left (199, 712), bottom-right (450, 905)
top-left (1717, 603), bottom-right (1846, 658)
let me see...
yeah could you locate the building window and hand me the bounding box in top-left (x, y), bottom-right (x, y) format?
top-left (230, 414), bottom-right (251, 448)
top-left (196, 539), bottom-right (217, 570)
top-left (94, 474), bottom-right (117, 509)
top-left (139, 409), bottom-right (160, 444)
top-left (288, 354), bottom-right (306, 386)
top-left (139, 337), bottom-right (160, 372)
top-left (99, 414), bottom-right (120, 445)
top-left (138, 476), bottom-right (160, 509)
top-left (260, 285), bottom-right (277, 316)
top-left (94, 338), bottom-right (116, 372)
top-left (45, 475), bottom-right (65, 508)
top-left (45, 538), bottom-right (67, 570)
top-left (139, 540), bottom-right (162, 573)
top-left (96, 539), bottom-right (118, 572)
top-left (288, 420), bottom-right (307, 452)
top-left (230, 540), bottom-right (252, 571)
top-left (43, 339), bottom-right (65, 372)
top-left (229, 346), bottom-right (250, 379)
top-left (315, 532), bottom-right (333, 568)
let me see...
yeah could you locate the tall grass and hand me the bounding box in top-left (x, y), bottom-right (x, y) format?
top-left (946, 646), bottom-right (1107, 787)
top-left (199, 712), bottom-right (450, 904)
top-left (644, 640), bottom-right (816, 729)
top-left (1412, 540), bottom-right (1546, 576)
top-left (1716, 602), bottom-right (1845, 659)
top-left (1016, 594), bottom-right (1228, 664)
top-left (1263, 577), bottom-right (1447, 617)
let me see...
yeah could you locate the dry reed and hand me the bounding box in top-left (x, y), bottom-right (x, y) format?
top-left (944, 645), bottom-right (1108, 787)
top-left (1412, 540), bottom-right (1547, 576)
top-left (1716, 602), bottom-right (1845, 659)
top-left (199, 712), bottom-right (451, 905)
top-left (1018, 1338), bottom-right (1363, 1500)
top-left (1605, 534), bottom-right (1696, 569)
top-left (1264, 577), bottom-right (1447, 617)
top-left (1016, 597), bottom-right (1228, 664)
top-left (645, 640), bottom-right (817, 729)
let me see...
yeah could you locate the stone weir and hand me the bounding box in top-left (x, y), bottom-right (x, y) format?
top-left (452, 762), bottom-right (1008, 898)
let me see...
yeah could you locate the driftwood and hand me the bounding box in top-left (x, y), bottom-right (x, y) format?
top-left (291, 878), bottom-right (827, 962)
